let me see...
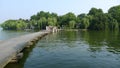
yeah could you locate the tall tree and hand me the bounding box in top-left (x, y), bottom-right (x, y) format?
top-left (69, 20), bottom-right (76, 29)
top-left (108, 5), bottom-right (120, 28)
top-left (59, 12), bottom-right (76, 28)
top-left (48, 17), bottom-right (57, 26)
top-left (80, 17), bottom-right (90, 29)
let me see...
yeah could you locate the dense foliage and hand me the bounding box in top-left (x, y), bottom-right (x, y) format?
top-left (1, 19), bottom-right (27, 30)
top-left (1, 5), bottom-right (120, 31)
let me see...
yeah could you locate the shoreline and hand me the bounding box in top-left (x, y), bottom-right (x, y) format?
top-left (0, 30), bottom-right (50, 68)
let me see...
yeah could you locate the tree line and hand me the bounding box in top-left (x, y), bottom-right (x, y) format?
top-left (1, 5), bottom-right (120, 31)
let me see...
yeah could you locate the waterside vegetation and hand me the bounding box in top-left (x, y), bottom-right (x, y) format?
top-left (1, 5), bottom-right (120, 31)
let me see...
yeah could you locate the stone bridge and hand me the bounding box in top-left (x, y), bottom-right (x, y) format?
top-left (0, 30), bottom-right (50, 68)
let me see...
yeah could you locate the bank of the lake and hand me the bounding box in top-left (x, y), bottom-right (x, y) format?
top-left (4, 30), bottom-right (120, 68)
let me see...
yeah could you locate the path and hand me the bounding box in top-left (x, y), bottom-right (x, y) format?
top-left (0, 30), bottom-right (50, 68)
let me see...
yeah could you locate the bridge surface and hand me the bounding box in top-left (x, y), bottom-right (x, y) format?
top-left (0, 30), bottom-right (50, 68)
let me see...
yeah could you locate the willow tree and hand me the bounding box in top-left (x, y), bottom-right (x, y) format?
top-left (80, 18), bottom-right (89, 29)
top-left (48, 17), bottom-right (57, 26)
top-left (69, 20), bottom-right (76, 29)
top-left (38, 17), bottom-right (47, 30)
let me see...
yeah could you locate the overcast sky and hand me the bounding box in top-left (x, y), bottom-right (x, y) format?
top-left (0, 0), bottom-right (119, 23)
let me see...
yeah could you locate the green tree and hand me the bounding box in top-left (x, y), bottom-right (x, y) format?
top-left (69, 20), bottom-right (76, 29)
top-left (16, 20), bottom-right (27, 30)
top-left (88, 8), bottom-right (108, 30)
top-left (108, 5), bottom-right (120, 28)
top-left (1, 19), bottom-right (27, 30)
top-left (108, 5), bottom-right (120, 23)
top-left (48, 17), bottom-right (57, 26)
top-left (80, 17), bottom-right (89, 29)
top-left (77, 14), bottom-right (90, 29)
top-left (1, 6), bottom-right (120, 31)
top-left (58, 12), bottom-right (76, 28)
top-left (38, 17), bottom-right (47, 30)
top-left (88, 8), bottom-right (103, 16)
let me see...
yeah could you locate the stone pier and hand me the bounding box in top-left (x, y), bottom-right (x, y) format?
top-left (0, 30), bottom-right (50, 68)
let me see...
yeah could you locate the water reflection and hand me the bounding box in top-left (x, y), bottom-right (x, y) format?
top-left (4, 30), bottom-right (120, 68)
top-left (5, 44), bottom-right (36, 68)
top-left (82, 30), bottom-right (120, 54)
top-left (24, 30), bottom-right (120, 68)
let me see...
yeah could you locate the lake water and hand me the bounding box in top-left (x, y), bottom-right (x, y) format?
top-left (0, 28), bottom-right (31, 40)
top-left (4, 30), bottom-right (120, 68)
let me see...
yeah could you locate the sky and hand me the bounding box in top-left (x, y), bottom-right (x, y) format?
top-left (0, 0), bottom-right (119, 23)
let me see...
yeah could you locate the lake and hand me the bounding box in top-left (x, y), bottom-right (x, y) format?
top-left (3, 30), bottom-right (120, 68)
top-left (0, 28), bottom-right (32, 40)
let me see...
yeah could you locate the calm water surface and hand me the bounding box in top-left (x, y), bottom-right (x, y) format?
top-left (0, 28), bottom-right (32, 40)
top-left (5, 30), bottom-right (120, 68)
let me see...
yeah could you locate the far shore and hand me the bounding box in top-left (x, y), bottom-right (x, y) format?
top-left (59, 29), bottom-right (87, 31)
